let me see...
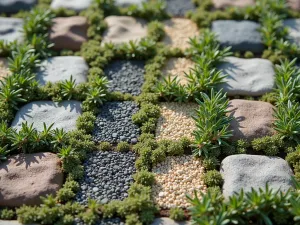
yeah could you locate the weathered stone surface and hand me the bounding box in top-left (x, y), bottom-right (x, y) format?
top-left (288, 0), bottom-right (300, 10)
top-left (220, 154), bottom-right (294, 198)
top-left (115, 0), bottom-right (147, 7)
top-left (36, 56), bottom-right (88, 85)
top-left (212, 20), bottom-right (264, 53)
top-left (0, 0), bottom-right (36, 13)
top-left (283, 19), bottom-right (300, 47)
top-left (165, 0), bottom-right (196, 17)
top-left (212, 0), bottom-right (254, 9)
top-left (102, 16), bottom-right (147, 44)
top-left (0, 58), bottom-right (10, 80)
top-left (217, 57), bottom-right (275, 96)
top-left (51, 0), bottom-right (92, 12)
top-left (162, 18), bottom-right (199, 50)
top-left (227, 100), bottom-right (275, 141)
top-left (0, 152), bottom-right (63, 207)
top-left (0, 17), bottom-right (23, 43)
top-left (50, 16), bottom-right (88, 51)
top-left (151, 218), bottom-right (191, 225)
top-left (0, 220), bottom-right (38, 225)
top-left (11, 101), bottom-right (82, 132)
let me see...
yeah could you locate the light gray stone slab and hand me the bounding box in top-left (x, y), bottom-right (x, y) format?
top-left (151, 218), bottom-right (191, 225)
top-left (220, 154), bottom-right (294, 199)
top-left (0, 220), bottom-right (38, 225)
top-left (50, 0), bottom-right (92, 12)
top-left (212, 20), bottom-right (264, 53)
top-left (283, 19), bottom-right (300, 47)
top-left (36, 56), bottom-right (88, 85)
top-left (11, 101), bottom-right (82, 132)
top-left (0, 17), bottom-right (23, 43)
top-left (217, 57), bottom-right (275, 96)
top-left (115, 0), bottom-right (147, 7)
top-left (0, 0), bottom-right (36, 13)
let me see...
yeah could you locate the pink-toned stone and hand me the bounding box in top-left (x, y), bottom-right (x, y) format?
top-left (288, 0), bottom-right (300, 10)
top-left (212, 0), bottom-right (255, 9)
top-left (0, 152), bottom-right (63, 207)
top-left (0, 58), bottom-right (9, 80)
top-left (227, 100), bottom-right (275, 141)
top-left (50, 16), bottom-right (88, 51)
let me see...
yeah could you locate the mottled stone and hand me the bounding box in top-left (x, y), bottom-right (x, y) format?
top-left (115, 0), bottom-right (147, 7)
top-left (51, 0), bottom-right (92, 12)
top-left (0, 0), bottom-right (36, 13)
top-left (283, 19), bottom-right (300, 47)
top-left (212, 0), bottom-right (254, 9)
top-left (0, 17), bottom-right (23, 43)
top-left (151, 218), bottom-right (191, 225)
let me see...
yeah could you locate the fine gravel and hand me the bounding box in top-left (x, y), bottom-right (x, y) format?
top-left (105, 60), bottom-right (145, 96)
top-left (75, 151), bottom-right (136, 205)
top-left (165, 0), bottom-right (196, 17)
top-left (75, 218), bottom-right (125, 225)
top-left (92, 101), bottom-right (140, 144)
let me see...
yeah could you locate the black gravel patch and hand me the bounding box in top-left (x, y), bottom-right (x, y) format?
top-left (165, 0), bottom-right (196, 17)
top-left (75, 151), bottom-right (136, 205)
top-left (75, 217), bottom-right (125, 225)
top-left (105, 60), bottom-right (145, 96)
top-left (92, 101), bottom-right (140, 144)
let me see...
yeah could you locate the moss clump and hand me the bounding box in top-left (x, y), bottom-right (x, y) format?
top-left (203, 170), bottom-right (223, 187)
top-left (116, 141), bottom-right (130, 152)
top-left (0, 208), bottom-right (15, 220)
top-left (133, 170), bottom-right (155, 186)
top-left (98, 142), bottom-right (112, 151)
top-left (169, 207), bottom-right (185, 221)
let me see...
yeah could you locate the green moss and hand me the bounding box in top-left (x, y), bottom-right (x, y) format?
top-left (203, 170), bottom-right (223, 187)
top-left (169, 207), bottom-right (185, 221)
top-left (133, 170), bottom-right (155, 186)
top-left (151, 147), bottom-right (167, 165)
top-left (76, 112), bottom-right (96, 134)
top-left (116, 141), bottom-right (130, 152)
top-left (0, 208), bottom-right (15, 220)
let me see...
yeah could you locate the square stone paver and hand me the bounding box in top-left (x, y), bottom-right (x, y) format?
top-left (217, 57), bottom-right (275, 96)
top-left (152, 155), bottom-right (206, 209)
top-left (162, 18), bottom-right (199, 51)
top-left (102, 16), bottom-right (147, 45)
top-left (36, 56), bottom-right (88, 85)
top-left (50, 0), bottom-right (92, 12)
top-left (161, 58), bottom-right (194, 85)
top-left (11, 100), bottom-right (82, 132)
top-left (212, 0), bottom-right (255, 9)
top-left (220, 155), bottom-right (294, 198)
top-left (283, 19), bottom-right (300, 47)
top-left (92, 101), bottom-right (140, 144)
top-left (0, 58), bottom-right (10, 80)
top-left (155, 102), bottom-right (197, 141)
top-left (50, 16), bottom-right (88, 51)
top-left (227, 100), bottom-right (275, 141)
top-left (165, 0), bottom-right (196, 17)
top-left (212, 20), bottom-right (264, 53)
top-left (0, 0), bottom-right (36, 13)
top-left (0, 17), bottom-right (23, 43)
top-left (104, 60), bottom-right (145, 96)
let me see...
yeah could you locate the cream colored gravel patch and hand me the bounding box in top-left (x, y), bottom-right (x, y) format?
top-left (162, 18), bottom-right (199, 50)
top-left (152, 155), bottom-right (206, 209)
top-left (0, 58), bottom-right (9, 80)
top-left (156, 102), bottom-right (197, 141)
top-left (161, 58), bottom-right (195, 85)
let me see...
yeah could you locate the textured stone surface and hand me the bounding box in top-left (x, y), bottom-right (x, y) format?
top-left (0, 152), bottom-right (63, 207)
top-left (36, 56), bottom-right (88, 85)
top-left (217, 57), bottom-right (275, 96)
top-left (227, 100), bottom-right (275, 141)
top-left (288, 0), bottom-right (300, 10)
top-left (152, 156), bottom-right (206, 209)
top-left (50, 16), bottom-right (88, 51)
top-left (212, 20), bottom-right (264, 53)
top-left (0, 220), bottom-right (38, 225)
top-left (156, 103), bottom-right (197, 141)
top-left (0, 17), bottom-right (23, 43)
top-left (163, 18), bottom-right (199, 50)
top-left (115, 0), bottom-right (147, 7)
top-left (51, 0), bottom-right (92, 12)
top-left (105, 60), bottom-right (145, 96)
top-left (283, 19), bottom-right (300, 47)
top-left (212, 0), bottom-right (254, 9)
top-left (220, 154), bottom-right (294, 198)
top-left (0, 0), bottom-right (36, 13)
top-left (11, 101), bottom-right (82, 132)
top-left (165, 0), bottom-right (196, 17)
top-left (0, 58), bottom-right (10, 80)
top-left (102, 16), bottom-right (147, 44)
top-left (151, 218), bottom-right (191, 225)
top-left (161, 58), bottom-right (194, 85)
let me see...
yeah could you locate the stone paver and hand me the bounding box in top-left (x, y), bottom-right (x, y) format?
top-left (0, 0), bottom-right (36, 13)
top-left (217, 57), bottom-right (275, 96)
top-left (227, 100), bottom-right (275, 141)
top-left (36, 56), bottom-right (88, 85)
top-left (151, 218), bottom-right (191, 225)
top-left (212, 0), bottom-right (254, 9)
top-left (50, 16), bottom-right (88, 51)
top-left (283, 19), bottom-right (300, 47)
top-left (220, 154), bottom-right (294, 198)
top-left (288, 0), bottom-right (300, 11)
top-left (165, 0), bottom-right (196, 17)
top-left (102, 16), bottom-right (147, 44)
top-left (50, 0), bottom-right (92, 12)
top-left (115, 0), bottom-right (147, 7)
top-left (212, 20), bottom-right (264, 53)
top-left (0, 18), bottom-right (23, 43)
top-left (11, 101), bottom-right (82, 132)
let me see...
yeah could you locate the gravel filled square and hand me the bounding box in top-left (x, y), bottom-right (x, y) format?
top-left (76, 151), bottom-right (136, 205)
top-left (104, 60), bottom-right (145, 96)
top-left (161, 58), bottom-right (194, 85)
top-left (152, 155), bottom-right (206, 209)
top-left (155, 102), bottom-right (197, 141)
top-left (92, 101), bottom-right (140, 144)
